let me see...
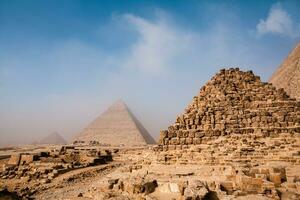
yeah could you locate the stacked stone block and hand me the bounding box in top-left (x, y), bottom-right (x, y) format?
top-left (1, 147), bottom-right (113, 183)
top-left (159, 68), bottom-right (300, 147)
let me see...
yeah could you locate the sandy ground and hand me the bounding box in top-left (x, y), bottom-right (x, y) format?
top-left (33, 162), bottom-right (123, 200)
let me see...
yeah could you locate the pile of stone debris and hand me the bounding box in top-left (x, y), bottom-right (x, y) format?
top-left (159, 68), bottom-right (299, 147)
top-left (151, 68), bottom-right (300, 199)
top-left (0, 145), bottom-right (113, 198)
top-left (1, 146), bottom-right (112, 181)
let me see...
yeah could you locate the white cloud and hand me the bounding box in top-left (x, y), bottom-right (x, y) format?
top-left (121, 14), bottom-right (193, 74)
top-left (256, 4), bottom-right (299, 38)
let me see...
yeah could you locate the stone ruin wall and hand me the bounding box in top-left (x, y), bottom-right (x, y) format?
top-left (156, 68), bottom-right (300, 167)
top-left (159, 68), bottom-right (300, 148)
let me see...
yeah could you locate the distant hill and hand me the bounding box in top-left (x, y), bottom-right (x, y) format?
top-left (269, 42), bottom-right (300, 100)
top-left (39, 132), bottom-right (67, 145)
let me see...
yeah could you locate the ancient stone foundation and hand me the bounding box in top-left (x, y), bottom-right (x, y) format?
top-left (0, 146), bottom-right (113, 197)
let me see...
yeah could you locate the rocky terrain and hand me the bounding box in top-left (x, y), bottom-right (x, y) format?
top-left (0, 69), bottom-right (299, 200)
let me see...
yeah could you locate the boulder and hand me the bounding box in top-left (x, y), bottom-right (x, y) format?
top-left (183, 180), bottom-right (208, 200)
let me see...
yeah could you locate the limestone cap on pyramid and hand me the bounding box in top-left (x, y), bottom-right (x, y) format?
top-left (73, 99), bottom-right (156, 146)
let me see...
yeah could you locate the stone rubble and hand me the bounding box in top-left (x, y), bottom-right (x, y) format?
top-left (159, 68), bottom-right (299, 147)
top-left (0, 145), bottom-right (113, 198)
top-left (153, 68), bottom-right (300, 200)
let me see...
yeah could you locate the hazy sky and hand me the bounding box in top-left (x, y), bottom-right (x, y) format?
top-left (0, 0), bottom-right (300, 145)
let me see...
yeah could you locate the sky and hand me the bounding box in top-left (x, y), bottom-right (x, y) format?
top-left (0, 0), bottom-right (300, 145)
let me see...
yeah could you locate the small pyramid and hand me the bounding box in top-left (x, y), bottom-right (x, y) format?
top-left (269, 42), bottom-right (300, 100)
top-left (73, 100), bottom-right (155, 146)
top-left (159, 68), bottom-right (300, 146)
top-left (40, 132), bottom-right (67, 145)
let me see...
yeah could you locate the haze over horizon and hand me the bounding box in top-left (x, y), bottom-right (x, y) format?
top-left (1, 0), bottom-right (300, 146)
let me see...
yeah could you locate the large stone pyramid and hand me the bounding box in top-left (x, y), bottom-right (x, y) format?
top-left (159, 68), bottom-right (300, 147)
top-left (39, 132), bottom-right (67, 145)
top-left (154, 68), bottom-right (300, 198)
top-left (269, 42), bottom-right (300, 100)
top-left (74, 100), bottom-right (155, 146)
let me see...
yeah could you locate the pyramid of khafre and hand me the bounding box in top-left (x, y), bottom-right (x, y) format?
top-left (74, 100), bottom-right (156, 146)
top-left (269, 42), bottom-right (300, 100)
top-left (39, 132), bottom-right (67, 145)
top-left (159, 68), bottom-right (300, 146)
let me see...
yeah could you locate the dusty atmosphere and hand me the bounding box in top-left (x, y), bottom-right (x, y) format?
top-left (1, 51), bottom-right (300, 199)
top-left (1, 1), bottom-right (300, 200)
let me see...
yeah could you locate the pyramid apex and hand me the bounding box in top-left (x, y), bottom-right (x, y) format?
top-left (109, 99), bottom-right (128, 111)
top-left (114, 99), bottom-right (127, 105)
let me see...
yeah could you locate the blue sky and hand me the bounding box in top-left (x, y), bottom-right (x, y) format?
top-left (0, 0), bottom-right (300, 145)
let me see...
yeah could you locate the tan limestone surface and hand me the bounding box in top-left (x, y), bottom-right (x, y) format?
top-left (73, 100), bottom-right (156, 146)
top-left (270, 42), bottom-right (300, 100)
top-left (159, 68), bottom-right (300, 147)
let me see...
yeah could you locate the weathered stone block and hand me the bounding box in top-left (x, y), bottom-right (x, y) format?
top-left (168, 145), bottom-right (176, 150)
top-left (168, 131), bottom-right (176, 138)
top-left (195, 131), bottom-right (204, 138)
top-left (220, 181), bottom-right (234, 195)
top-left (269, 173), bottom-right (281, 186)
top-left (180, 138), bottom-right (186, 145)
top-left (188, 131), bottom-right (195, 138)
top-left (170, 138), bottom-right (179, 145)
top-left (193, 138), bottom-right (201, 145)
top-left (163, 138), bottom-right (169, 145)
top-left (7, 154), bottom-right (21, 166)
top-left (186, 137), bottom-right (193, 144)
top-left (175, 145), bottom-right (182, 150)
top-left (20, 154), bottom-right (38, 165)
top-left (255, 174), bottom-right (267, 180)
top-left (160, 130), bottom-right (168, 138)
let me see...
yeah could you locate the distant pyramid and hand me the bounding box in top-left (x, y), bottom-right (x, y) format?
top-left (269, 42), bottom-right (300, 100)
top-left (40, 132), bottom-right (67, 145)
top-left (73, 100), bottom-right (156, 146)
